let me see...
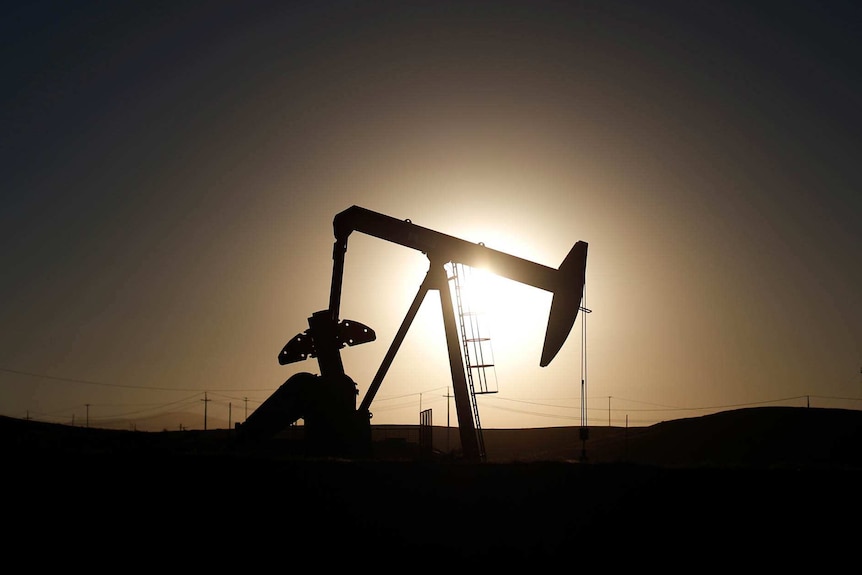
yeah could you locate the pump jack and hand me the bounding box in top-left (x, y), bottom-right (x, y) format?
top-left (237, 206), bottom-right (588, 462)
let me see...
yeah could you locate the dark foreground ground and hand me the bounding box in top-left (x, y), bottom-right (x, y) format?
top-left (5, 407), bottom-right (861, 568)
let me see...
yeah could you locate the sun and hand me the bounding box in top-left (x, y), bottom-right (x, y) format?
top-left (446, 263), bottom-right (554, 390)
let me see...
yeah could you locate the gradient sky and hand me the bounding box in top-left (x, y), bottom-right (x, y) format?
top-left (2, 0), bottom-right (860, 431)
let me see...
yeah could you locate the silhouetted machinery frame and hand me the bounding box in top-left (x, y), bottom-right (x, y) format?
top-left (239, 205), bottom-right (588, 462)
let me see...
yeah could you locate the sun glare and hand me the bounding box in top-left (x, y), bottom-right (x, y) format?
top-left (446, 263), bottom-right (554, 392)
top-left (447, 263), bottom-right (499, 394)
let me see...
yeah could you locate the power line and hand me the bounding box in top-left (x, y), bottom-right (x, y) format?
top-left (5, 368), bottom-right (861, 428)
top-left (0, 366), bottom-right (273, 392)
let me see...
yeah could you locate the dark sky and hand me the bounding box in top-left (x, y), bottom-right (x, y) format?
top-left (2, 0), bottom-right (860, 429)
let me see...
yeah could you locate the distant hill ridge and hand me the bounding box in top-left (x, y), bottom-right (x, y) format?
top-left (2, 406), bottom-right (860, 468)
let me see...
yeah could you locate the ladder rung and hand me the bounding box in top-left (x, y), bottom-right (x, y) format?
top-left (469, 364), bottom-right (494, 369)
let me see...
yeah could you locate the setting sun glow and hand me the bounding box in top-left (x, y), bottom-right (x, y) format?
top-left (1, 1), bottom-right (858, 434)
top-left (447, 262), bottom-right (500, 395)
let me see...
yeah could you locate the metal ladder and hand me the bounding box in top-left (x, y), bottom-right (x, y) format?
top-left (449, 263), bottom-right (498, 460)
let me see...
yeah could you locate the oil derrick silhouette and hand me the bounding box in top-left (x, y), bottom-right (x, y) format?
top-left (237, 206), bottom-right (587, 461)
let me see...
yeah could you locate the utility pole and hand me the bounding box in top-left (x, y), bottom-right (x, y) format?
top-left (244, 397), bottom-right (248, 421)
top-left (445, 387), bottom-right (453, 453)
top-left (85, 403), bottom-right (90, 428)
top-left (202, 392), bottom-right (210, 430)
top-left (625, 414), bottom-right (629, 460)
top-left (608, 396), bottom-right (611, 427)
top-left (229, 402), bottom-right (232, 429)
